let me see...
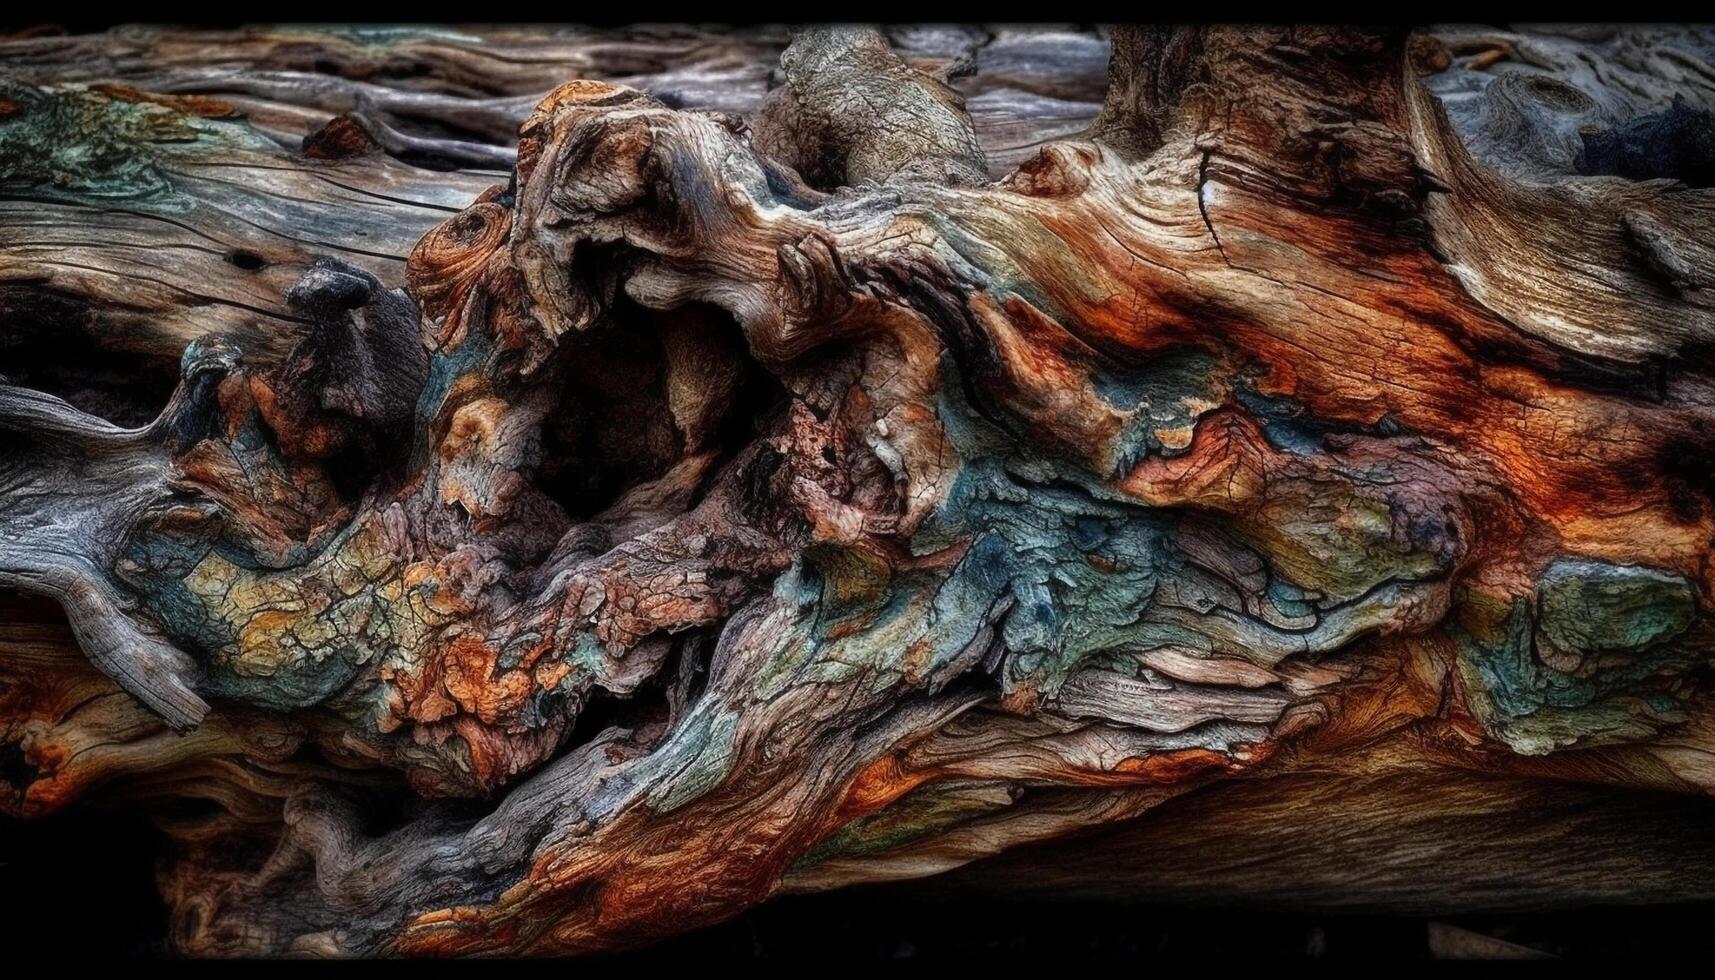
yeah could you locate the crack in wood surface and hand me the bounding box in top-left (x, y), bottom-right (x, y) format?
top-left (1, 22), bottom-right (1713, 957)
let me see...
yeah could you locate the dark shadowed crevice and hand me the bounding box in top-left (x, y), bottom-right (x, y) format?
top-left (0, 738), bottom-right (38, 791)
top-left (536, 297), bottom-right (681, 522)
top-left (1578, 98), bottom-right (1715, 187)
top-left (0, 288), bottom-right (179, 427)
top-left (536, 297), bottom-right (789, 523)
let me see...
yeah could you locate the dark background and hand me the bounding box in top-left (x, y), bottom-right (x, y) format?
top-left (5, 804), bottom-right (1715, 960)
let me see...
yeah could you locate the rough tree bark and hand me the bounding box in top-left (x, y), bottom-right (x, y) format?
top-left (2, 23), bottom-right (1714, 956)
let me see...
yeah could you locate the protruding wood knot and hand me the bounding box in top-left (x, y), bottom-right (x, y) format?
top-left (1407, 34), bottom-right (1453, 76)
top-left (755, 26), bottom-right (988, 189)
top-left (516, 80), bottom-right (656, 189)
top-left (409, 201), bottom-right (512, 320)
top-left (286, 258), bottom-right (380, 316)
top-left (1003, 143), bottom-right (1099, 198)
top-left (1456, 559), bottom-right (1704, 754)
top-left (164, 334), bottom-right (242, 453)
top-left (262, 258), bottom-right (427, 458)
top-left (178, 334), bottom-right (242, 381)
top-left (1534, 560), bottom-right (1698, 672)
top-left (302, 113), bottom-right (380, 161)
top-left (1309, 120), bottom-right (1427, 216)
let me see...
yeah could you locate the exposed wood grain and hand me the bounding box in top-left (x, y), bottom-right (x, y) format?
top-left (877, 759), bottom-right (1715, 913)
top-left (2, 22), bottom-right (1714, 958)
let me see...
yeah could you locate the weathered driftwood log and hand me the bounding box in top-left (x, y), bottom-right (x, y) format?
top-left (2, 23), bottom-right (1715, 956)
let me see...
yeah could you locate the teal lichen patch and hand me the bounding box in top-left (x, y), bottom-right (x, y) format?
top-left (119, 512), bottom-right (419, 712)
top-left (1094, 348), bottom-right (1224, 476)
top-left (1242, 479), bottom-right (1449, 607)
top-left (0, 81), bottom-right (265, 210)
top-left (906, 456), bottom-right (1172, 697)
top-left (643, 702), bottom-right (742, 813)
top-left (1233, 384), bottom-right (1402, 456)
top-left (640, 455), bottom-right (1185, 811)
top-left (1453, 559), bottom-right (1704, 755)
top-left (410, 325), bottom-right (498, 465)
top-left (1536, 559), bottom-right (1697, 657)
top-left (1095, 359), bottom-right (1451, 610)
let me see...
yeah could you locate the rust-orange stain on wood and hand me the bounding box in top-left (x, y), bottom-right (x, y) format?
top-left (88, 82), bottom-right (239, 118)
top-left (1111, 747), bottom-right (1246, 784)
top-left (837, 751), bottom-right (939, 821)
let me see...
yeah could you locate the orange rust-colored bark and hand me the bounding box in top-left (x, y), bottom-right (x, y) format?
top-left (2, 23), bottom-right (1714, 957)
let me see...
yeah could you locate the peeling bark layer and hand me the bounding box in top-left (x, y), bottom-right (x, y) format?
top-left (2, 23), bottom-right (1715, 956)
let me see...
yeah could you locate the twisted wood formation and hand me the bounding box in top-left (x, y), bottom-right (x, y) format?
top-left (2, 24), bottom-right (1715, 956)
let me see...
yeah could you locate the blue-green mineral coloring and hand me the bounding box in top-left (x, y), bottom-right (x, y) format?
top-left (1454, 558), bottom-right (1701, 754)
top-left (1536, 559), bottom-right (1697, 655)
top-left (0, 81), bottom-right (263, 210)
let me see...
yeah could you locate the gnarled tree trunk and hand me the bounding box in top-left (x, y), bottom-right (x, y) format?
top-left (2, 23), bottom-right (1714, 956)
